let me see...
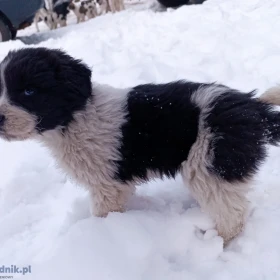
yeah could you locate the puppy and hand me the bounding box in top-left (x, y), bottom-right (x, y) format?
top-left (34, 8), bottom-right (56, 32)
top-left (83, 0), bottom-right (98, 19)
top-left (68, 1), bottom-right (86, 23)
top-left (53, 0), bottom-right (70, 27)
top-left (74, 1), bottom-right (97, 22)
top-left (1, 47), bottom-right (280, 245)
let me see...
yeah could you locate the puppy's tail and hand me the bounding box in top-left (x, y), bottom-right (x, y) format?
top-left (258, 86), bottom-right (280, 145)
top-left (259, 86), bottom-right (280, 105)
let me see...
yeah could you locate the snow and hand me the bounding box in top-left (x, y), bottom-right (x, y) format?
top-left (1, 0), bottom-right (280, 279)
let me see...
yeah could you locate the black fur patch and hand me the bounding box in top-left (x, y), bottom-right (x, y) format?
top-left (3, 48), bottom-right (92, 132)
top-left (53, 0), bottom-right (70, 20)
top-left (115, 81), bottom-right (201, 183)
top-left (158, 0), bottom-right (206, 8)
top-left (207, 91), bottom-right (280, 182)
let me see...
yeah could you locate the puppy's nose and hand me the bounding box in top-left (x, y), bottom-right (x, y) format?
top-left (0, 115), bottom-right (5, 126)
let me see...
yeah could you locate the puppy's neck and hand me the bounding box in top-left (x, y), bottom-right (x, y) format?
top-left (37, 83), bottom-right (129, 185)
top-left (40, 83), bottom-right (128, 146)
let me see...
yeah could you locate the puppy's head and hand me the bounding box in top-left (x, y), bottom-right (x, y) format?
top-left (0, 47), bottom-right (92, 141)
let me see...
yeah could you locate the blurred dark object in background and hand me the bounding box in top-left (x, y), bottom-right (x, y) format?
top-left (157, 0), bottom-right (206, 8)
top-left (0, 0), bottom-right (44, 42)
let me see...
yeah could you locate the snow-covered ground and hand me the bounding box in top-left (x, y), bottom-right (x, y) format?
top-left (1, 0), bottom-right (280, 279)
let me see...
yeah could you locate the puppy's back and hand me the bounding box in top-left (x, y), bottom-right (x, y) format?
top-left (116, 81), bottom-right (202, 183)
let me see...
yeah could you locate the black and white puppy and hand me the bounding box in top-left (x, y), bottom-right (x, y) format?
top-left (53, 0), bottom-right (70, 27)
top-left (68, 1), bottom-right (87, 23)
top-left (34, 8), bottom-right (56, 32)
top-left (1, 48), bottom-right (280, 244)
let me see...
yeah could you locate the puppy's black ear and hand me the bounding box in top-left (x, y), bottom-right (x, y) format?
top-left (47, 48), bottom-right (92, 100)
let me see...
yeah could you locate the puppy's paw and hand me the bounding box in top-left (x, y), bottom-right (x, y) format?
top-left (218, 221), bottom-right (244, 247)
top-left (90, 202), bottom-right (125, 217)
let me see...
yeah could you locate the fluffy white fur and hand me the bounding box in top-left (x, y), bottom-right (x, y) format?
top-left (38, 84), bottom-right (135, 217)
top-left (260, 86), bottom-right (280, 106)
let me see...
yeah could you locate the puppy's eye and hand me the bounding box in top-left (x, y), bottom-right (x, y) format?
top-left (24, 89), bottom-right (36, 96)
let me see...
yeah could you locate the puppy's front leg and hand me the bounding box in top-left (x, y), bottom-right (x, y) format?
top-left (183, 158), bottom-right (249, 245)
top-left (90, 183), bottom-right (135, 217)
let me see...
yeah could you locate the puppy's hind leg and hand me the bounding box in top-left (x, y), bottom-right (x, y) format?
top-left (180, 84), bottom-right (272, 244)
top-left (181, 128), bottom-right (249, 245)
top-left (89, 183), bottom-right (135, 217)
